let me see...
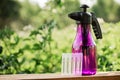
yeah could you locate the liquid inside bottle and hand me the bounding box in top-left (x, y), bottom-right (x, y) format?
top-left (72, 24), bottom-right (96, 75)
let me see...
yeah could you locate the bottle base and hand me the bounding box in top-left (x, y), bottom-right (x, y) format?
top-left (82, 71), bottom-right (96, 75)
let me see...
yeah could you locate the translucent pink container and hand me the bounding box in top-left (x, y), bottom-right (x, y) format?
top-left (72, 24), bottom-right (97, 75)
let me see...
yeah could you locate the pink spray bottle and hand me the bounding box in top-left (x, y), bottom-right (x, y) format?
top-left (68, 4), bottom-right (102, 75)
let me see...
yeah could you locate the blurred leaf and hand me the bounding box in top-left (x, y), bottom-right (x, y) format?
top-left (30, 30), bottom-right (40, 36)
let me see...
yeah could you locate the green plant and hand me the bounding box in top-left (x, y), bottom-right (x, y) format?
top-left (0, 20), bottom-right (59, 74)
top-left (0, 27), bottom-right (21, 74)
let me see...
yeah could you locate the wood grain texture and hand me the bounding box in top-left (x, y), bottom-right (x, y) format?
top-left (0, 71), bottom-right (120, 80)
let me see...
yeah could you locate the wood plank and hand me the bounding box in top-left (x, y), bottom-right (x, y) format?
top-left (0, 71), bottom-right (120, 80)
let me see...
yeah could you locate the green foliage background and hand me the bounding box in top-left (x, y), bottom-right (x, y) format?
top-left (0, 0), bottom-right (120, 74)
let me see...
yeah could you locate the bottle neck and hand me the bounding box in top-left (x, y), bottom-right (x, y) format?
top-left (77, 24), bottom-right (95, 46)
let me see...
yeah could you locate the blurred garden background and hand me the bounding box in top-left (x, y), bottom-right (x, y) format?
top-left (0, 0), bottom-right (120, 74)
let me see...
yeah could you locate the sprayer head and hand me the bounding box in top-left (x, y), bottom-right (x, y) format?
top-left (68, 4), bottom-right (91, 24)
top-left (68, 4), bottom-right (102, 39)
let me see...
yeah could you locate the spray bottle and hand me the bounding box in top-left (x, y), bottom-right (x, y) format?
top-left (68, 4), bottom-right (102, 75)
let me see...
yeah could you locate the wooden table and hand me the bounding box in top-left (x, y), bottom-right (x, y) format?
top-left (0, 71), bottom-right (120, 80)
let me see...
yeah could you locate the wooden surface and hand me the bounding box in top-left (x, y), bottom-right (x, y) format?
top-left (0, 71), bottom-right (120, 80)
